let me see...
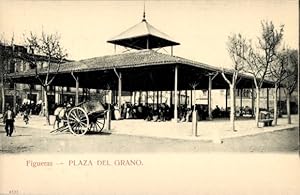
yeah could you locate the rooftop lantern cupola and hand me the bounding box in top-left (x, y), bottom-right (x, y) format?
top-left (107, 7), bottom-right (180, 50)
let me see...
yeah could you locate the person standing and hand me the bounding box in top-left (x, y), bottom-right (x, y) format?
top-left (23, 106), bottom-right (30, 125)
top-left (3, 105), bottom-right (16, 137)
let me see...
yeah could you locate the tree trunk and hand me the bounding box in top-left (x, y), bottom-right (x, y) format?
top-left (273, 83), bottom-right (278, 125)
top-left (1, 73), bottom-right (5, 113)
top-left (230, 85), bottom-right (236, 131)
top-left (43, 86), bottom-right (50, 125)
top-left (255, 88), bottom-right (260, 127)
top-left (13, 83), bottom-right (16, 113)
top-left (1, 82), bottom-right (5, 113)
top-left (287, 93), bottom-right (291, 124)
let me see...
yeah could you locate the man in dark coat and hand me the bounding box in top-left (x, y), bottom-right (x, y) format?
top-left (3, 105), bottom-right (16, 137)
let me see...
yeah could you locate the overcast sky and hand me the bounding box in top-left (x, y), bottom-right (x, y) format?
top-left (0, 0), bottom-right (298, 68)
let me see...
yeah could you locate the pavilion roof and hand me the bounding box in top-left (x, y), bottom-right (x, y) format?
top-left (9, 50), bottom-right (274, 90)
top-left (107, 19), bottom-right (180, 49)
top-left (12, 50), bottom-right (221, 75)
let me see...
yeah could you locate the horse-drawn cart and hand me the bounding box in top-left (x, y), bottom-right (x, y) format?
top-left (51, 100), bottom-right (108, 136)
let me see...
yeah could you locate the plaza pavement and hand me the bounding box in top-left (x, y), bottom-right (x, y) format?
top-left (110, 115), bottom-right (299, 141)
top-left (1, 113), bottom-right (298, 142)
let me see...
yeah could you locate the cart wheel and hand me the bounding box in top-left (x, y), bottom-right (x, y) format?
top-left (89, 116), bottom-right (105, 133)
top-left (67, 107), bottom-right (89, 136)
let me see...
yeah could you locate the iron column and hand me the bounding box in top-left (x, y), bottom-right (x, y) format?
top-left (174, 65), bottom-right (178, 122)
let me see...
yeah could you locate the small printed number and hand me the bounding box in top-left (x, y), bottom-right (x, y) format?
top-left (9, 190), bottom-right (19, 194)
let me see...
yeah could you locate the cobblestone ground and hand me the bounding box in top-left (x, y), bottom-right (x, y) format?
top-left (0, 124), bottom-right (298, 153)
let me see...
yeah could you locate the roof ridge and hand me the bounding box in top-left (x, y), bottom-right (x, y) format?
top-left (144, 20), bottom-right (151, 34)
top-left (107, 21), bottom-right (144, 41)
top-left (64, 49), bottom-right (224, 73)
top-left (73, 50), bottom-right (218, 72)
top-left (78, 49), bottom-right (159, 62)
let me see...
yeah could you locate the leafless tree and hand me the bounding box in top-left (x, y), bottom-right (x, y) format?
top-left (221, 34), bottom-right (245, 131)
top-left (234, 21), bottom-right (284, 126)
top-left (24, 31), bottom-right (67, 124)
top-left (189, 81), bottom-right (199, 112)
top-left (281, 49), bottom-right (298, 124)
top-left (268, 46), bottom-right (289, 125)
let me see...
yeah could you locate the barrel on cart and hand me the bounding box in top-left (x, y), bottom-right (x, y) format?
top-left (52, 100), bottom-right (108, 136)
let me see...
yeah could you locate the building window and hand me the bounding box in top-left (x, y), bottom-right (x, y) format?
top-left (9, 82), bottom-right (14, 89)
top-left (8, 60), bottom-right (15, 73)
top-left (30, 84), bottom-right (35, 90)
top-left (49, 85), bottom-right (54, 92)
